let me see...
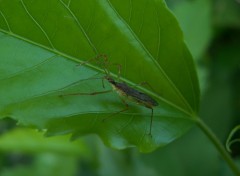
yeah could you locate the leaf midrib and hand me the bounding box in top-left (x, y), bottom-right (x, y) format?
top-left (0, 28), bottom-right (194, 118)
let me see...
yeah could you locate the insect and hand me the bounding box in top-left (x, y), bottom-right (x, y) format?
top-left (63, 55), bottom-right (159, 136)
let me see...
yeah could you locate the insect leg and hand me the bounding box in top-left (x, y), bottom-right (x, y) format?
top-left (148, 108), bottom-right (154, 137)
top-left (114, 63), bottom-right (122, 81)
top-left (77, 54), bottom-right (108, 70)
top-left (101, 77), bottom-right (106, 88)
top-left (102, 98), bottom-right (129, 122)
top-left (100, 55), bottom-right (122, 80)
top-left (60, 90), bottom-right (113, 97)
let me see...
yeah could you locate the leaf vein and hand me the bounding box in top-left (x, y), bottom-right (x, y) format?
top-left (0, 54), bottom-right (58, 82)
top-left (138, 1), bottom-right (148, 36)
top-left (153, 5), bottom-right (161, 60)
top-left (59, 0), bottom-right (98, 54)
top-left (20, 0), bottom-right (55, 49)
top-left (0, 10), bottom-right (12, 32)
top-left (0, 29), bottom-right (81, 64)
top-left (128, 0), bottom-right (133, 23)
top-left (182, 51), bottom-right (198, 111)
top-left (153, 3), bottom-right (194, 113)
top-left (67, 0), bottom-right (72, 7)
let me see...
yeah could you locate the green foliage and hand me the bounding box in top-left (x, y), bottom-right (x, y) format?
top-left (0, 0), bottom-right (239, 175)
top-left (0, 128), bottom-right (89, 176)
top-left (0, 128), bottom-right (89, 155)
top-left (0, 0), bottom-right (199, 152)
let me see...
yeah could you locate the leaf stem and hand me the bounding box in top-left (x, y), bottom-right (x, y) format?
top-left (196, 118), bottom-right (240, 176)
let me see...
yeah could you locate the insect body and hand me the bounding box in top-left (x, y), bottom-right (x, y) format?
top-left (105, 76), bottom-right (158, 108)
top-left (63, 55), bottom-right (158, 136)
top-left (104, 76), bottom-right (158, 136)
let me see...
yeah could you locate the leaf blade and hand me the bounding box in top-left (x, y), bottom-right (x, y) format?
top-left (0, 0), bottom-right (199, 152)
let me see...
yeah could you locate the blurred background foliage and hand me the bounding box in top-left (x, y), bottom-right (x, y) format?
top-left (0, 0), bottom-right (239, 175)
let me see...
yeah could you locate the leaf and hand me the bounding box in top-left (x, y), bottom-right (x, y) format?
top-left (0, 128), bottom-right (89, 155)
top-left (226, 125), bottom-right (240, 153)
top-left (172, 0), bottom-right (212, 59)
top-left (0, 0), bottom-right (199, 152)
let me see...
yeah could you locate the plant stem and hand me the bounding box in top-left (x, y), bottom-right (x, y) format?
top-left (196, 118), bottom-right (240, 176)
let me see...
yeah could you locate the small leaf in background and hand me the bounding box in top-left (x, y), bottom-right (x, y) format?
top-left (171, 0), bottom-right (212, 59)
top-left (226, 125), bottom-right (240, 153)
top-left (0, 128), bottom-right (89, 155)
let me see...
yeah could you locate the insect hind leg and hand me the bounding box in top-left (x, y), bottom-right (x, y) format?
top-left (147, 108), bottom-right (154, 137)
top-left (60, 90), bottom-right (113, 97)
top-left (102, 98), bottom-right (129, 122)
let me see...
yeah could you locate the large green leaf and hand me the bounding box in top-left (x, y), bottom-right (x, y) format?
top-left (0, 0), bottom-right (199, 152)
